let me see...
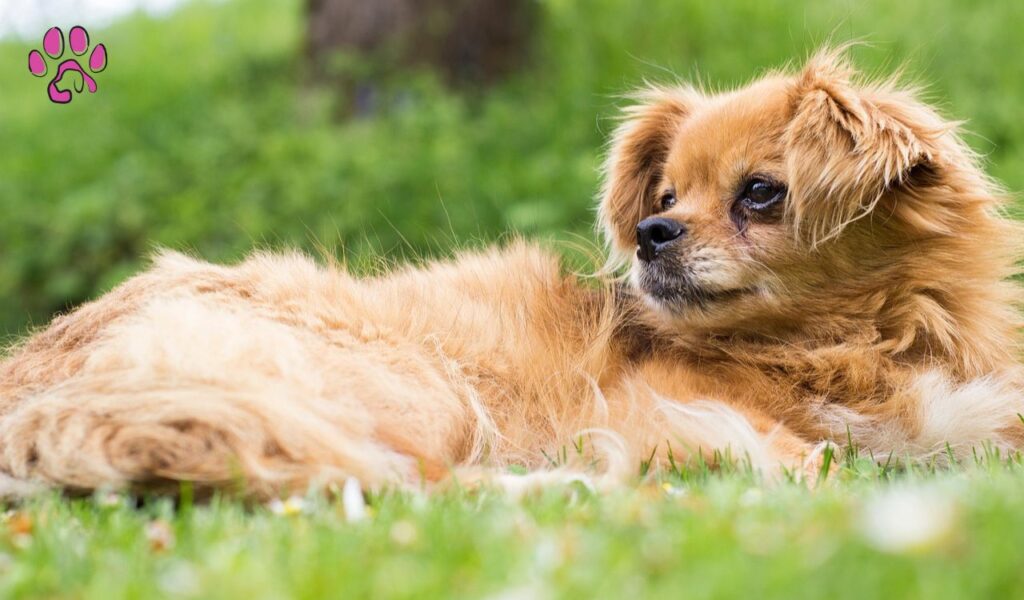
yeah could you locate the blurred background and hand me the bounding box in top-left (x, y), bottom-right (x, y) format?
top-left (0, 0), bottom-right (1021, 339)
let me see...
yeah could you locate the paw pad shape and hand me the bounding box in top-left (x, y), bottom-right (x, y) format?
top-left (27, 26), bottom-right (107, 104)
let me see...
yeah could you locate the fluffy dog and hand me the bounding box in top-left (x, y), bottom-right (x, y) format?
top-left (0, 49), bottom-right (1020, 497)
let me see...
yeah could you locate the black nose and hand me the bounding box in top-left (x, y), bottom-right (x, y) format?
top-left (636, 217), bottom-right (685, 262)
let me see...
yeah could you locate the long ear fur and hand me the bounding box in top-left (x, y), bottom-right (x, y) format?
top-left (784, 48), bottom-right (954, 245)
top-left (598, 86), bottom-right (700, 258)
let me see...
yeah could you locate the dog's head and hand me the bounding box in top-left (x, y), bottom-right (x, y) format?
top-left (600, 49), bottom-right (1014, 342)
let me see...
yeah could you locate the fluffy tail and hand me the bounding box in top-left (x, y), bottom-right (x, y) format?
top-left (0, 372), bottom-right (415, 499)
top-left (0, 292), bottom-right (428, 499)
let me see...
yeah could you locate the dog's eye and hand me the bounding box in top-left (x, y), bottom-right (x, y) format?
top-left (658, 191), bottom-right (676, 212)
top-left (740, 178), bottom-right (786, 211)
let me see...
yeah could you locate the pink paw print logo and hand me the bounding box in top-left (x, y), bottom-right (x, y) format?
top-left (27, 26), bottom-right (108, 104)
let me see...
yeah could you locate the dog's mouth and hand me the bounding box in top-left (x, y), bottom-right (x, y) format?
top-left (634, 261), bottom-right (751, 311)
top-left (646, 280), bottom-right (750, 308)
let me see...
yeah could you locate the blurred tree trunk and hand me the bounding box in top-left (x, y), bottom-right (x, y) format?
top-left (306, 0), bottom-right (536, 91)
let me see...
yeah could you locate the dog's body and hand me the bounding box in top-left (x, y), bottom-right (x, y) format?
top-left (0, 50), bottom-right (1021, 497)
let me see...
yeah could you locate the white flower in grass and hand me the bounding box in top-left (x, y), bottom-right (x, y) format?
top-left (389, 519), bottom-right (419, 547)
top-left (408, 491), bottom-right (430, 514)
top-left (532, 534), bottom-right (565, 573)
top-left (268, 495), bottom-right (307, 517)
top-left (342, 477), bottom-right (367, 522)
top-left (95, 490), bottom-right (125, 508)
top-left (859, 486), bottom-right (957, 554)
top-left (661, 482), bottom-right (687, 498)
top-left (739, 488), bottom-right (763, 507)
top-left (157, 560), bottom-right (201, 597)
top-left (145, 519), bottom-right (176, 552)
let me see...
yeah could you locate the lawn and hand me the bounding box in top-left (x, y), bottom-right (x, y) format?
top-left (5, 458), bottom-right (1024, 599)
top-left (1, 0), bottom-right (1024, 597)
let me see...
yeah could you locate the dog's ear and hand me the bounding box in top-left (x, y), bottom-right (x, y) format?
top-left (599, 86), bottom-right (699, 254)
top-left (784, 49), bottom-right (951, 244)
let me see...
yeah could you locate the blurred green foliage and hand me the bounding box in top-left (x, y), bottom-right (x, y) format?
top-left (0, 0), bottom-right (1022, 337)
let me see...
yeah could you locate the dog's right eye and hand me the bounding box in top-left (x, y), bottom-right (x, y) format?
top-left (739, 178), bottom-right (786, 211)
top-left (658, 191), bottom-right (676, 212)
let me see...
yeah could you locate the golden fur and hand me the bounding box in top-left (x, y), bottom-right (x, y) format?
top-left (0, 49), bottom-right (1021, 498)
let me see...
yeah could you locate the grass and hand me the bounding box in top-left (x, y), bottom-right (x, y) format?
top-left (3, 0), bottom-right (1024, 597)
top-left (5, 453), bottom-right (1024, 599)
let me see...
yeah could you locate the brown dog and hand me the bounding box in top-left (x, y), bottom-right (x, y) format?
top-left (0, 49), bottom-right (1020, 497)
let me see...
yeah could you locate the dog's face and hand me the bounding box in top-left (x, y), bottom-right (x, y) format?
top-left (600, 50), bottom-right (962, 334)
